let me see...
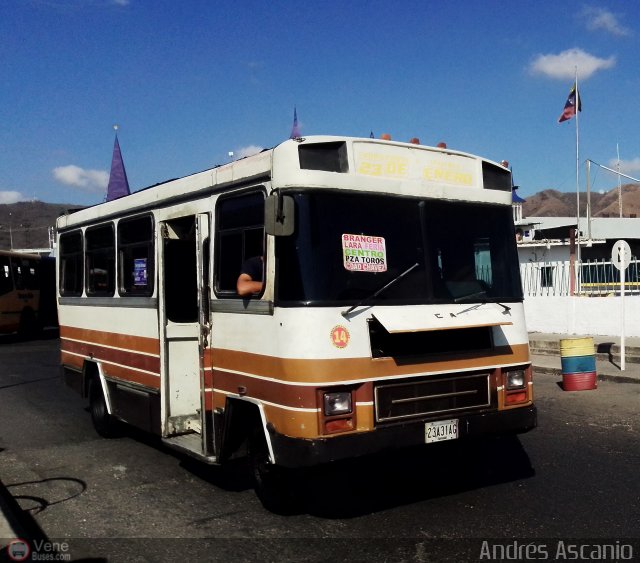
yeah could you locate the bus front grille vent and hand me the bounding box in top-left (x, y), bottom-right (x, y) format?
top-left (374, 373), bottom-right (491, 423)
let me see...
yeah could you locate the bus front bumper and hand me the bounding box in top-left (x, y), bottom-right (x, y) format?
top-left (269, 405), bottom-right (537, 468)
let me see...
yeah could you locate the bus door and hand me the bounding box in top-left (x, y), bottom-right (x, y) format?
top-left (159, 213), bottom-right (211, 455)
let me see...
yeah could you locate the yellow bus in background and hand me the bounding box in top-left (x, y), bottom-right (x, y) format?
top-left (0, 250), bottom-right (43, 335)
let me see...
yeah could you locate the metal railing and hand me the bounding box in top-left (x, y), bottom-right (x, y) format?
top-left (520, 257), bottom-right (640, 297)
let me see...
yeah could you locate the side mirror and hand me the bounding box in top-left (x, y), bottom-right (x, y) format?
top-left (265, 193), bottom-right (295, 236)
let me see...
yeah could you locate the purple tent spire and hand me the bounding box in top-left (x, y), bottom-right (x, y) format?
top-left (510, 166), bottom-right (525, 203)
top-left (106, 130), bottom-right (131, 202)
top-left (289, 107), bottom-right (301, 139)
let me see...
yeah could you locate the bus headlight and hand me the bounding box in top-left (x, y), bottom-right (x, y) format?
top-left (506, 369), bottom-right (526, 390)
top-left (323, 391), bottom-right (352, 416)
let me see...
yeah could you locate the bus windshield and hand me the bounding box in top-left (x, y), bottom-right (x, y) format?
top-left (276, 191), bottom-right (522, 306)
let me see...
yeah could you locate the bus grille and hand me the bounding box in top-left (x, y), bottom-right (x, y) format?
top-left (374, 373), bottom-right (491, 423)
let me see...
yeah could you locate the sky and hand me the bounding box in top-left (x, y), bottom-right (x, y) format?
top-left (1, 0), bottom-right (640, 206)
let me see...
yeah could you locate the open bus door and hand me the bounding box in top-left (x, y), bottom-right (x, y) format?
top-left (158, 213), bottom-right (213, 458)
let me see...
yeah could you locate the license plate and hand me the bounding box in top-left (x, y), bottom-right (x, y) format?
top-left (425, 419), bottom-right (459, 443)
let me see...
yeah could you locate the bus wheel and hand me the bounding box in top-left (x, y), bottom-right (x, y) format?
top-left (248, 428), bottom-right (299, 514)
top-left (88, 378), bottom-right (119, 438)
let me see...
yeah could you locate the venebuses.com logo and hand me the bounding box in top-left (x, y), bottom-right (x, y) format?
top-left (6, 539), bottom-right (30, 562)
top-left (5, 538), bottom-right (71, 561)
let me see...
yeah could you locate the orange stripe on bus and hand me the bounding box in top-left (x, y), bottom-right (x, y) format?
top-left (60, 325), bottom-right (160, 355)
top-left (209, 369), bottom-right (375, 410)
top-left (206, 344), bottom-right (529, 384)
top-left (60, 352), bottom-right (160, 390)
top-left (99, 364), bottom-right (161, 389)
top-left (61, 338), bottom-right (160, 374)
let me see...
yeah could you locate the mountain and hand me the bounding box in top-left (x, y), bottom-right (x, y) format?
top-left (2, 183), bottom-right (640, 251)
top-left (0, 201), bottom-right (79, 250)
top-left (521, 183), bottom-right (640, 218)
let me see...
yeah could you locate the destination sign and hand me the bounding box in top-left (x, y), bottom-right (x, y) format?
top-left (353, 143), bottom-right (476, 188)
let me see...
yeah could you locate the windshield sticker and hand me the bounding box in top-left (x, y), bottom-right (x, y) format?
top-left (133, 258), bottom-right (148, 286)
top-left (342, 234), bottom-right (387, 272)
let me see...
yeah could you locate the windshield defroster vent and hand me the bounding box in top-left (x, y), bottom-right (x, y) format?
top-left (368, 317), bottom-right (493, 359)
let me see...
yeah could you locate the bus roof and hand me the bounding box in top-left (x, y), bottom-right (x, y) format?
top-left (57, 136), bottom-right (511, 230)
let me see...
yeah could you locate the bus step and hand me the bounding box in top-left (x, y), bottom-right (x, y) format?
top-left (167, 414), bottom-right (201, 434)
top-left (162, 433), bottom-right (216, 463)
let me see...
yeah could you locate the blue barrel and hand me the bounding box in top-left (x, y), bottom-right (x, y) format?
top-left (559, 337), bottom-right (597, 391)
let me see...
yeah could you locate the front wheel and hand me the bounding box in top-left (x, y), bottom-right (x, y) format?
top-left (248, 427), bottom-right (299, 514)
top-left (88, 377), bottom-right (120, 438)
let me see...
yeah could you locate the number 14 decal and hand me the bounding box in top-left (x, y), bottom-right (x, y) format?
top-left (330, 325), bottom-right (350, 349)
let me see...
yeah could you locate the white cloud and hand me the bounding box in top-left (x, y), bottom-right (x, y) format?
top-left (608, 157), bottom-right (640, 177)
top-left (235, 145), bottom-right (264, 159)
top-left (0, 191), bottom-right (24, 204)
top-left (52, 165), bottom-right (109, 193)
top-left (582, 7), bottom-right (631, 37)
top-left (529, 48), bottom-right (616, 80)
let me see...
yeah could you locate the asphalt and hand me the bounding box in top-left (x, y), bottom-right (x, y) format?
top-left (1, 332), bottom-right (639, 551)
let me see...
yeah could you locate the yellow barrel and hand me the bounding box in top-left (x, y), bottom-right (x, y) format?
top-left (560, 337), bottom-right (595, 357)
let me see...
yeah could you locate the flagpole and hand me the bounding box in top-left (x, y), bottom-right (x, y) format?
top-left (574, 67), bottom-right (581, 290)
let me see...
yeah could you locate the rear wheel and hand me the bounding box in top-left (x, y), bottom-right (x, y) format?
top-left (248, 427), bottom-right (299, 514)
top-left (88, 377), bottom-right (120, 438)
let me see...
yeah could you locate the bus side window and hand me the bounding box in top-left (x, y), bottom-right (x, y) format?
top-left (215, 191), bottom-right (265, 296)
top-left (59, 231), bottom-right (84, 296)
top-left (86, 224), bottom-right (115, 296)
top-left (118, 215), bottom-right (154, 296)
top-left (59, 232), bottom-right (84, 296)
top-left (0, 257), bottom-right (11, 296)
top-left (11, 259), bottom-right (24, 290)
top-left (20, 259), bottom-right (39, 290)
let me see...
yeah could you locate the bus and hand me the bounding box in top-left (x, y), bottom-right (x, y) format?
top-left (56, 135), bottom-right (536, 511)
top-left (0, 250), bottom-right (52, 335)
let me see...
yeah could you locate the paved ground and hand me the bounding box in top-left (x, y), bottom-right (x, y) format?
top-left (1, 331), bottom-right (638, 558)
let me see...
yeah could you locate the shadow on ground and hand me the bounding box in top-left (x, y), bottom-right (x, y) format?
top-left (127, 428), bottom-right (534, 518)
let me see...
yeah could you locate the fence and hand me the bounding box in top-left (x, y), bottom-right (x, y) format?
top-left (520, 257), bottom-right (640, 297)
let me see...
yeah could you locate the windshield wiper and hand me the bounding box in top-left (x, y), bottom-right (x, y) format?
top-left (454, 290), bottom-right (487, 303)
top-left (341, 262), bottom-right (420, 318)
top-left (456, 296), bottom-right (512, 314)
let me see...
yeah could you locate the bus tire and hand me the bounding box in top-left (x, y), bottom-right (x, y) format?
top-left (88, 377), bottom-right (120, 438)
top-left (248, 426), bottom-right (299, 514)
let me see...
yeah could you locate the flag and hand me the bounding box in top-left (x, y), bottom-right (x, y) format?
top-left (106, 134), bottom-right (130, 201)
top-left (558, 83), bottom-right (582, 123)
top-left (289, 107), bottom-right (301, 138)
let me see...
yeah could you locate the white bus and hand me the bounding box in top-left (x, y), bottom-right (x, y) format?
top-left (57, 135), bottom-right (536, 511)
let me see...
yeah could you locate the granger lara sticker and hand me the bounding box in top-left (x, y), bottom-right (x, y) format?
top-left (342, 233), bottom-right (387, 272)
top-left (330, 325), bottom-right (350, 349)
